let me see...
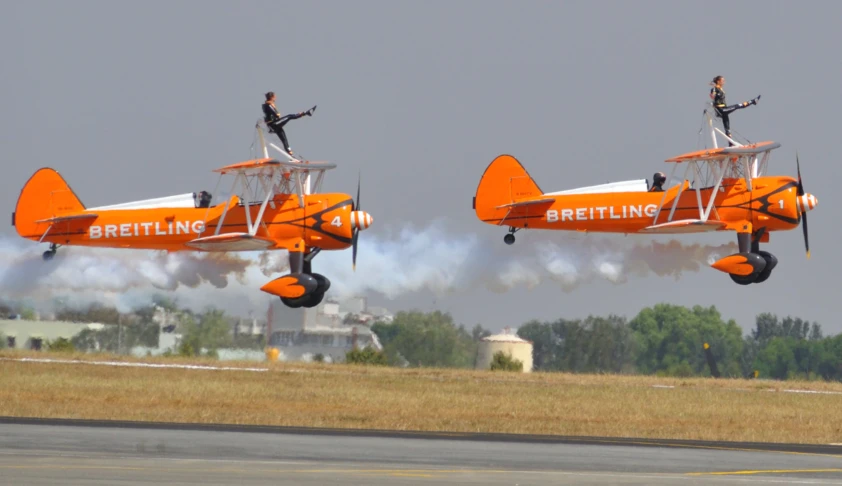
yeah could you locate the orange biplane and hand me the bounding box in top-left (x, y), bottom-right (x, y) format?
top-left (12, 123), bottom-right (373, 308)
top-left (473, 110), bottom-right (817, 285)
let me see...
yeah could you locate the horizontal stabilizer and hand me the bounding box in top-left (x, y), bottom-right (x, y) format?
top-left (34, 213), bottom-right (98, 224)
top-left (496, 198), bottom-right (555, 209)
top-left (641, 219), bottom-right (727, 234)
top-left (185, 232), bottom-right (276, 251)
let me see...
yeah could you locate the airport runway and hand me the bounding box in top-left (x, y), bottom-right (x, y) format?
top-left (1, 418), bottom-right (842, 485)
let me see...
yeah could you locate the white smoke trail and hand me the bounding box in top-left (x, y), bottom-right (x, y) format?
top-left (0, 237), bottom-right (263, 316)
top-left (0, 221), bottom-right (737, 316)
top-left (482, 238), bottom-right (737, 293)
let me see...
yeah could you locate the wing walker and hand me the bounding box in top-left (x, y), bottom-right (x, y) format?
top-left (474, 102), bottom-right (818, 285)
top-left (12, 119), bottom-right (373, 309)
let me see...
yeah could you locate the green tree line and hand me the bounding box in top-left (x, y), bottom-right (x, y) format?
top-left (518, 304), bottom-right (842, 380)
top-left (369, 304), bottom-right (842, 381)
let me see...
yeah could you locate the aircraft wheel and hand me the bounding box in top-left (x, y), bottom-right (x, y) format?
top-left (752, 251), bottom-right (777, 284)
top-left (729, 273), bottom-right (757, 285)
top-left (311, 273), bottom-right (331, 294)
top-left (42, 250), bottom-right (55, 261)
top-left (503, 234), bottom-right (515, 245)
top-left (280, 296), bottom-right (307, 308)
top-left (302, 292), bottom-right (325, 308)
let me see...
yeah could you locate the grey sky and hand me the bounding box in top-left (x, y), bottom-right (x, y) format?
top-left (2, 1), bottom-right (840, 333)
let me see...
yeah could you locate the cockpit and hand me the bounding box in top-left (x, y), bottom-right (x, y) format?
top-left (648, 172), bottom-right (666, 192)
top-left (193, 191), bottom-right (213, 208)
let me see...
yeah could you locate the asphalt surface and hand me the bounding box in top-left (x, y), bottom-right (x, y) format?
top-left (2, 419), bottom-right (842, 485)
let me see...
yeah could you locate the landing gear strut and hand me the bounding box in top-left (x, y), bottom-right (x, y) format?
top-left (42, 243), bottom-right (59, 261)
top-left (503, 227), bottom-right (518, 245)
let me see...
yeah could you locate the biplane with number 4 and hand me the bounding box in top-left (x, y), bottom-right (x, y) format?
top-left (12, 122), bottom-right (373, 308)
top-left (473, 108), bottom-right (817, 285)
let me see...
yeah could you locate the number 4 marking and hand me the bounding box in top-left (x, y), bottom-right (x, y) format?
top-left (331, 216), bottom-right (342, 227)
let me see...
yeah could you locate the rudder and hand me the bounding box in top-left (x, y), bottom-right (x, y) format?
top-left (473, 154), bottom-right (543, 224)
top-left (13, 168), bottom-right (86, 239)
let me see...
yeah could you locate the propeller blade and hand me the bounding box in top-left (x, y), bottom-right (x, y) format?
top-left (352, 229), bottom-right (359, 271)
top-left (803, 212), bottom-right (810, 259)
top-left (352, 172), bottom-right (361, 271)
top-left (796, 152), bottom-right (809, 258)
top-left (355, 173), bottom-right (361, 211)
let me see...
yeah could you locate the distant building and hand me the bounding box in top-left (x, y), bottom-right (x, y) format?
top-left (0, 319), bottom-right (102, 351)
top-left (129, 305), bottom-right (181, 357)
top-left (267, 296), bottom-right (390, 363)
top-left (475, 328), bottom-right (534, 373)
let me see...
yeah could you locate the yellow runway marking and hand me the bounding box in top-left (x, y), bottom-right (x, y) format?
top-left (385, 473), bottom-right (435, 478)
top-left (687, 468), bottom-right (842, 476)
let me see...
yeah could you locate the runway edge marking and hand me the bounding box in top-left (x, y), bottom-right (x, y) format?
top-left (1, 416), bottom-right (841, 457)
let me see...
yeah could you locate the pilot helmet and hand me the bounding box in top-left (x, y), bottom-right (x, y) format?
top-left (653, 172), bottom-right (666, 185)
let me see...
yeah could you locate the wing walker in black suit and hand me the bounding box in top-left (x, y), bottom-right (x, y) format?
top-left (261, 91), bottom-right (316, 156)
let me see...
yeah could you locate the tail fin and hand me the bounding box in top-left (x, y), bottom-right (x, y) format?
top-left (473, 154), bottom-right (544, 224)
top-left (13, 168), bottom-right (86, 240)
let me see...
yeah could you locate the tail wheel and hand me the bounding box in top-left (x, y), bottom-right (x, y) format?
top-left (503, 234), bottom-right (515, 245)
top-left (42, 243), bottom-right (58, 261)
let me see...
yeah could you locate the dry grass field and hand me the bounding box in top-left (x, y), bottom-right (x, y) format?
top-left (2, 350), bottom-right (842, 444)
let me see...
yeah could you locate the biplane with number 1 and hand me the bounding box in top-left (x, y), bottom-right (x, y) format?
top-left (12, 122), bottom-right (373, 308)
top-left (473, 108), bottom-right (817, 285)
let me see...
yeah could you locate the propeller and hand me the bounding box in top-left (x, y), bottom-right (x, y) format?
top-left (796, 153), bottom-right (809, 259)
top-left (348, 172), bottom-right (373, 271)
top-left (352, 174), bottom-right (361, 271)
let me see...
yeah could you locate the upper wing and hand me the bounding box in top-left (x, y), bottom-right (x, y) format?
top-left (665, 141), bottom-right (780, 163)
top-left (214, 158), bottom-right (337, 175)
